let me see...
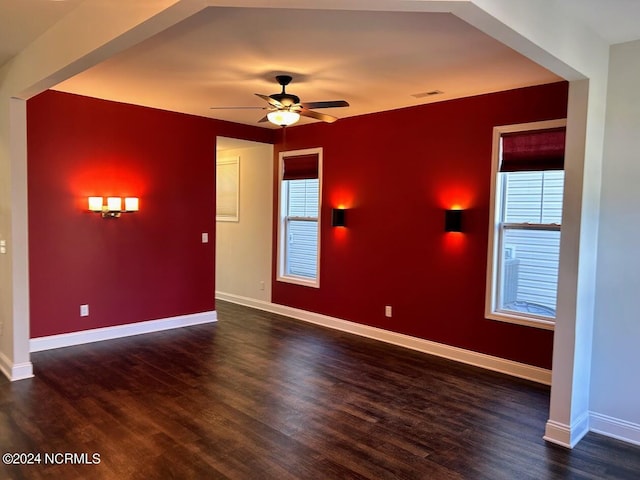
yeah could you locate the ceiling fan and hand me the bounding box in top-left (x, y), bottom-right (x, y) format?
top-left (210, 75), bottom-right (349, 127)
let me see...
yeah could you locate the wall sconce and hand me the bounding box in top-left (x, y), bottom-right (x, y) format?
top-left (332, 208), bottom-right (346, 227)
top-left (89, 196), bottom-right (139, 218)
top-left (445, 209), bottom-right (463, 232)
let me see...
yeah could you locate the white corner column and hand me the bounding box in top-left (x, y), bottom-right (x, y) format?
top-left (8, 97), bottom-right (33, 380)
top-left (544, 76), bottom-right (607, 448)
top-left (0, 93), bottom-right (33, 381)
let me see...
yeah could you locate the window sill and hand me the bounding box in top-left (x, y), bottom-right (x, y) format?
top-left (486, 311), bottom-right (555, 331)
top-left (277, 275), bottom-right (320, 289)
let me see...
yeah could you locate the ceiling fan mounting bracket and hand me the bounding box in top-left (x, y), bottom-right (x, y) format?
top-left (275, 75), bottom-right (293, 87)
top-left (271, 75), bottom-right (299, 105)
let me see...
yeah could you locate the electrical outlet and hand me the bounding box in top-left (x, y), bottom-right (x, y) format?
top-left (385, 305), bottom-right (392, 318)
top-left (80, 304), bottom-right (89, 317)
top-left (0, 321), bottom-right (3, 336)
top-left (259, 281), bottom-right (265, 291)
top-left (202, 232), bottom-right (209, 243)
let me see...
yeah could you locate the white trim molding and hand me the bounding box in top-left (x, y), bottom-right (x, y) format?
top-left (30, 311), bottom-right (218, 353)
top-left (216, 292), bottom-right (552, 385)
top-left (590, 412), bottom-right (640, 447)
top-left (544, 412), bottom-right (590, 448)
top-left (0, 351), bottom-right (34, 381)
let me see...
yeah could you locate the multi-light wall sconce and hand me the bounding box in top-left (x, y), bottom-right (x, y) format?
top-left (88, 196), bottom-right (139, 218)
top-left (332, 208), bottom-right (347, 227)
top-left (444, 209), bottom-right (463, 232)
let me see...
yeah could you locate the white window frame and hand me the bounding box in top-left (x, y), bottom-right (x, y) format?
top-left (277, 147), bottom-right (322, 288)
top-left (485, 119), bottom-right (566, 331)
top-left (216, 155), bottom-right (240, 222)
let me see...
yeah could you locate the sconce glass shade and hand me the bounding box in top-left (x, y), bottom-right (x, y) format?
top-left (107, 197), bottom-right (122, 211)
top-left (267, 110), bottom-right (300, 127)
top-left (124, 197), bottom-right (139, 211)
top-left (88, 197), bottom-right (103, 212)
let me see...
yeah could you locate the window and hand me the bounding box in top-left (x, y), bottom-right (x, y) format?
top-left (277, 148), bottom-right (322, 287)
top-left (216, 156), bottom-right (240, 222)
top-left (486, 120), bottom-right (566, 330)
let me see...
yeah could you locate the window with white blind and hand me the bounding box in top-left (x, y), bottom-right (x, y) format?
top-left (277, 148), bottom-right (322, 287)
top-left (486, 119), bottom-right (566, 330)
top-left (216, 156), bottom-right (240, 222)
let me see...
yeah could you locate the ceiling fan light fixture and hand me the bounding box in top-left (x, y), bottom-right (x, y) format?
top-left (267, 110), bottom-right (300, 127)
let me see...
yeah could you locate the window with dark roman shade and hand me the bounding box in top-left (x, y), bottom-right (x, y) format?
top-left (283, 153), bottom-right (319, 180)
top-left (501, 127), bottom-right (566, 172)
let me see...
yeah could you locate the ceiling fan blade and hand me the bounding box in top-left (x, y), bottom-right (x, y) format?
top-left (300, 100), bottom-right (350, 109)
top-left (299, 109), bottom-right (338, 123)
top-left (255, 93), bottom-right (283, 109)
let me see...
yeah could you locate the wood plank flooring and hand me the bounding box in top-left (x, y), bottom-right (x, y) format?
top-left (1, 300), bottom-right (639, 479)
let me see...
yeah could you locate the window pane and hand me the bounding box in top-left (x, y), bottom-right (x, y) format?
top-left (287, 179), bottom-right (319, 217)
top-left (286, 219), bottom-right (318, 278)
top-left (498, 227), bottom-right (560, 317)
top-left (503, 171), bottom-right (564, 224)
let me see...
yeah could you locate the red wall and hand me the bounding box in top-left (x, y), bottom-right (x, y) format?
top-left (272, 82), bottom-right (569, 369)
top-left (28, 85), bottom-right (566, 369)
top-left (28, 90), bottom-right (274, 338)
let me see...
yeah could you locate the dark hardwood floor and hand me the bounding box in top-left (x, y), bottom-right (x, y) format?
top-left (1, 301), bottom-right (639, 479)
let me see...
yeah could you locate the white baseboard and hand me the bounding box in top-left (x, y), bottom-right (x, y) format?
top-left (30, 310), bottom-right (218, 353)
top-left (215, 291), bottom-right (552, 385)
top-left (0, 351), bottom-right (34, 381)
top-left (590, 412), bottom-right (640, 447)
top-left (544, 412), bottom-right (590, 448)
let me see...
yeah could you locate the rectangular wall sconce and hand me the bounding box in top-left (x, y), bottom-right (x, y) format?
top-left (445, 209), bottom-right (463, 232)
top-left (89, 196), bottom-right (139, 218)
top-left (332, 208), bottom-right (346, 227)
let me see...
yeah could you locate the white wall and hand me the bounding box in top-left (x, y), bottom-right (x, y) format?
top-left (591, 39), bottom-right (640, 444)
top-left (215, 141), bottom-right (273, 304)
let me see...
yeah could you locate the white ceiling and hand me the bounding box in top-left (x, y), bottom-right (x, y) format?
top-left (51, 7), bottom-right (563, 128)
top-left (3, 1), bottom-right (640, 132)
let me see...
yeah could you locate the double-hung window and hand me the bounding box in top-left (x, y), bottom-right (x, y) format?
top-left (486, 120), bottom-right (566, 329)
top-left (277, 148), bottom-right (322, 287)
